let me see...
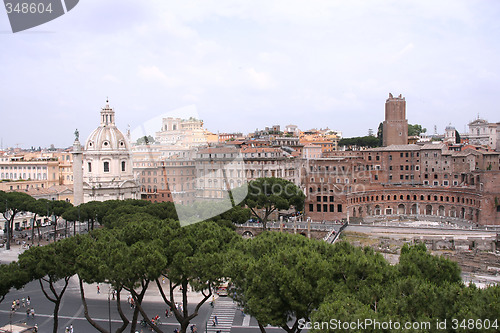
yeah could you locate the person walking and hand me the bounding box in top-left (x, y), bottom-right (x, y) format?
top-left (69, 324), bottom-right (74, 333)
top-left (31, 307), bottom-right (35, 318)
top-left (214, 315), bottom-right (218, 325)
top-left (26, 296), bottom-right (30, 306)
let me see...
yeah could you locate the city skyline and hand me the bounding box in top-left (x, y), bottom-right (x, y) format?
top-left (2, 0), bottom-right (500, 148)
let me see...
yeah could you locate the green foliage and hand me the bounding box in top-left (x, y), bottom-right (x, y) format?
top-left (408, 124), bottom-right (427, 136)
top-left (2, 196), bottom-right (498, 333)
top-left (455, 129), bottom-right (461, 144)
top-left (136, 135), bottom-right (155, 145)
top-left (398, 243), bottom-right (462, 285)
top-left (339, 136), bottom-right (380, 148)
top-left (0, 262), bottom-right (30, 303)
top-left (243, 177), bottom-right (305, 228)
top-left (377, 122), bottom-right (383, 146)
top-left (228, 232), bottom-right (335, 331)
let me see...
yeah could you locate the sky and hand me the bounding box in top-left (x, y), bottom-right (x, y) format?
top-left (1, 0), bottom-right (500, 149)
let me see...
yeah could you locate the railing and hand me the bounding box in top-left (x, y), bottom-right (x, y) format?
top-left (324, 221), bottom-right (348, 244)
top-left (238, 221), bottom-right (340, 231)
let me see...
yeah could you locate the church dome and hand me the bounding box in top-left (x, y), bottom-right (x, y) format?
top-left (85, 100), bottom-right (130, 151)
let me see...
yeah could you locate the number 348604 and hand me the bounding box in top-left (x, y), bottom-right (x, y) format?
top-left (5, 2), bottom-right (54, 14)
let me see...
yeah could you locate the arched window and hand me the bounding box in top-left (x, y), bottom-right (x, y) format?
top-left (121, 161), bottom-right (126, 172)
top-left (104, 161), bottom-right (110, 172)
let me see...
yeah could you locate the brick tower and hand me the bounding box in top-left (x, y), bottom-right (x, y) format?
top-left (383, 93), bottom-right (408, 146)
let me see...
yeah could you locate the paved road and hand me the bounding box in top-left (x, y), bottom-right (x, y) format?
top-left (346, 224), bottom-right (498, 239)
top-left (0, 278), bottom-right (215, 333)
top-left (0, 277), bottom-right (290, 333)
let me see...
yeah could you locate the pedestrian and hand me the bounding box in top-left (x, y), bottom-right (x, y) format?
top-left (65, 327), bottom-right (69, 333)
top-left (16, 299), bottom-right (20, 308)
top-left (214, 315), bottom-right (218, 325)
top-left (33, 324), bottom-right (38, 332)
top-left (70, 324), bottom-right (74, 333)
top-left (22, 297), bottom-right (25, 307)
top-left (97, 285), bottom-right (100, 294)
top-left (27, 296), bottom-right (30, 306)
top-left (165, 308), bottom-right (169, 317)
top-left (212, 319), bottom-right (216, 327)
top-left (26, 307), bottom-right (30, 319)
top-left (31, 307), bottom-right (35, 318)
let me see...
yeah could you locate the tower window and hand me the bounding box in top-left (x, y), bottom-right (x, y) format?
top-left (121, 161), bottom-right (126, 172)
top-left (104, 161), bottom-right (110, 172)
top-left (88, 162), bottom-right (92, 172)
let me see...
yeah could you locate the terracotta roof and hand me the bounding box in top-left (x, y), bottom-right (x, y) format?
top-left (197, 147), bottom-right (240, 154)
top-left (241, 147), bottom-right (282, 153)
top-left (369, 144), bottom-right (421, 151)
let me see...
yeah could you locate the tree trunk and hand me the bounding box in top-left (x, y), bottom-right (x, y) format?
top-left (115, 288), bottom-right (129, 333)
top-left (38, 277), bottom-right (70, 333)
top-left (78, 276), bottom-right (109, 333)
top-left (36, 221), bottom-right (41, 246)
top-left (257, 321), bottom-right (267, 333)
top-left (52, 300), bottom-right (60, 333)
top-left (128, 280), bottom-right (149, 333)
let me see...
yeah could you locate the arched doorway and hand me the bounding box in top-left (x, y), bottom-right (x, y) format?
top-left (425, 205), bottom-right (432, 215)
top-left (438, 205), bottom-right (445, 216)
top-left (410, 204), bottom-right (417, 215)
top-left (242, 231), bottom-right (254, 239)
top-left (450, 207), bottom-right (456, 218)
top-left (397, 204), bottom-right (405, 215)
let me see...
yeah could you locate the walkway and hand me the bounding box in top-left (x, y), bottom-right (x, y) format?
top-left (206, 297), bottom-right (237, 333)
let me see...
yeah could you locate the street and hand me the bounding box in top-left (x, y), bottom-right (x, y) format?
top-left (0, 278), bottom-right (286, 333)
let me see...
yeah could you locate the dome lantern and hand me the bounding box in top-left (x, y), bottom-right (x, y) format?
top-left (100, 98), bottom-right (115, 126)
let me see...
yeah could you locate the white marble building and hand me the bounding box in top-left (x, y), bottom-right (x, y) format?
top-left (74, 100), bottom-right (139, 203)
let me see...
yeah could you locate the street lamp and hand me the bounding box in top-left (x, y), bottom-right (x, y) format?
top-left (5, 199), bottom-right (10, 251)
top-left (108, 287), bottom-right (113, 333)
top-left (30, 217), bottom-right (34, 246)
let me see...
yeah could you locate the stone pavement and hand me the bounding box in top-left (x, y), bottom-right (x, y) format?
top-left (0, 244), bottom-right (30, 264)
top-left (76, 276), bottom-right (214, 305)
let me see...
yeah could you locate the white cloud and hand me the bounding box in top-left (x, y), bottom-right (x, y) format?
top-left (245, 68), bottom-right (276, 90)
top-left (137, 65), bottom-right (180, 87)
top-left (2, 0), bottom-right (500, 147)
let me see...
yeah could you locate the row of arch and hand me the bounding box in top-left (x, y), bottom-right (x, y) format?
top-left (349, 203), bottom-right (478, 221)
top-left (348, 192), bottom-right (478, 207)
